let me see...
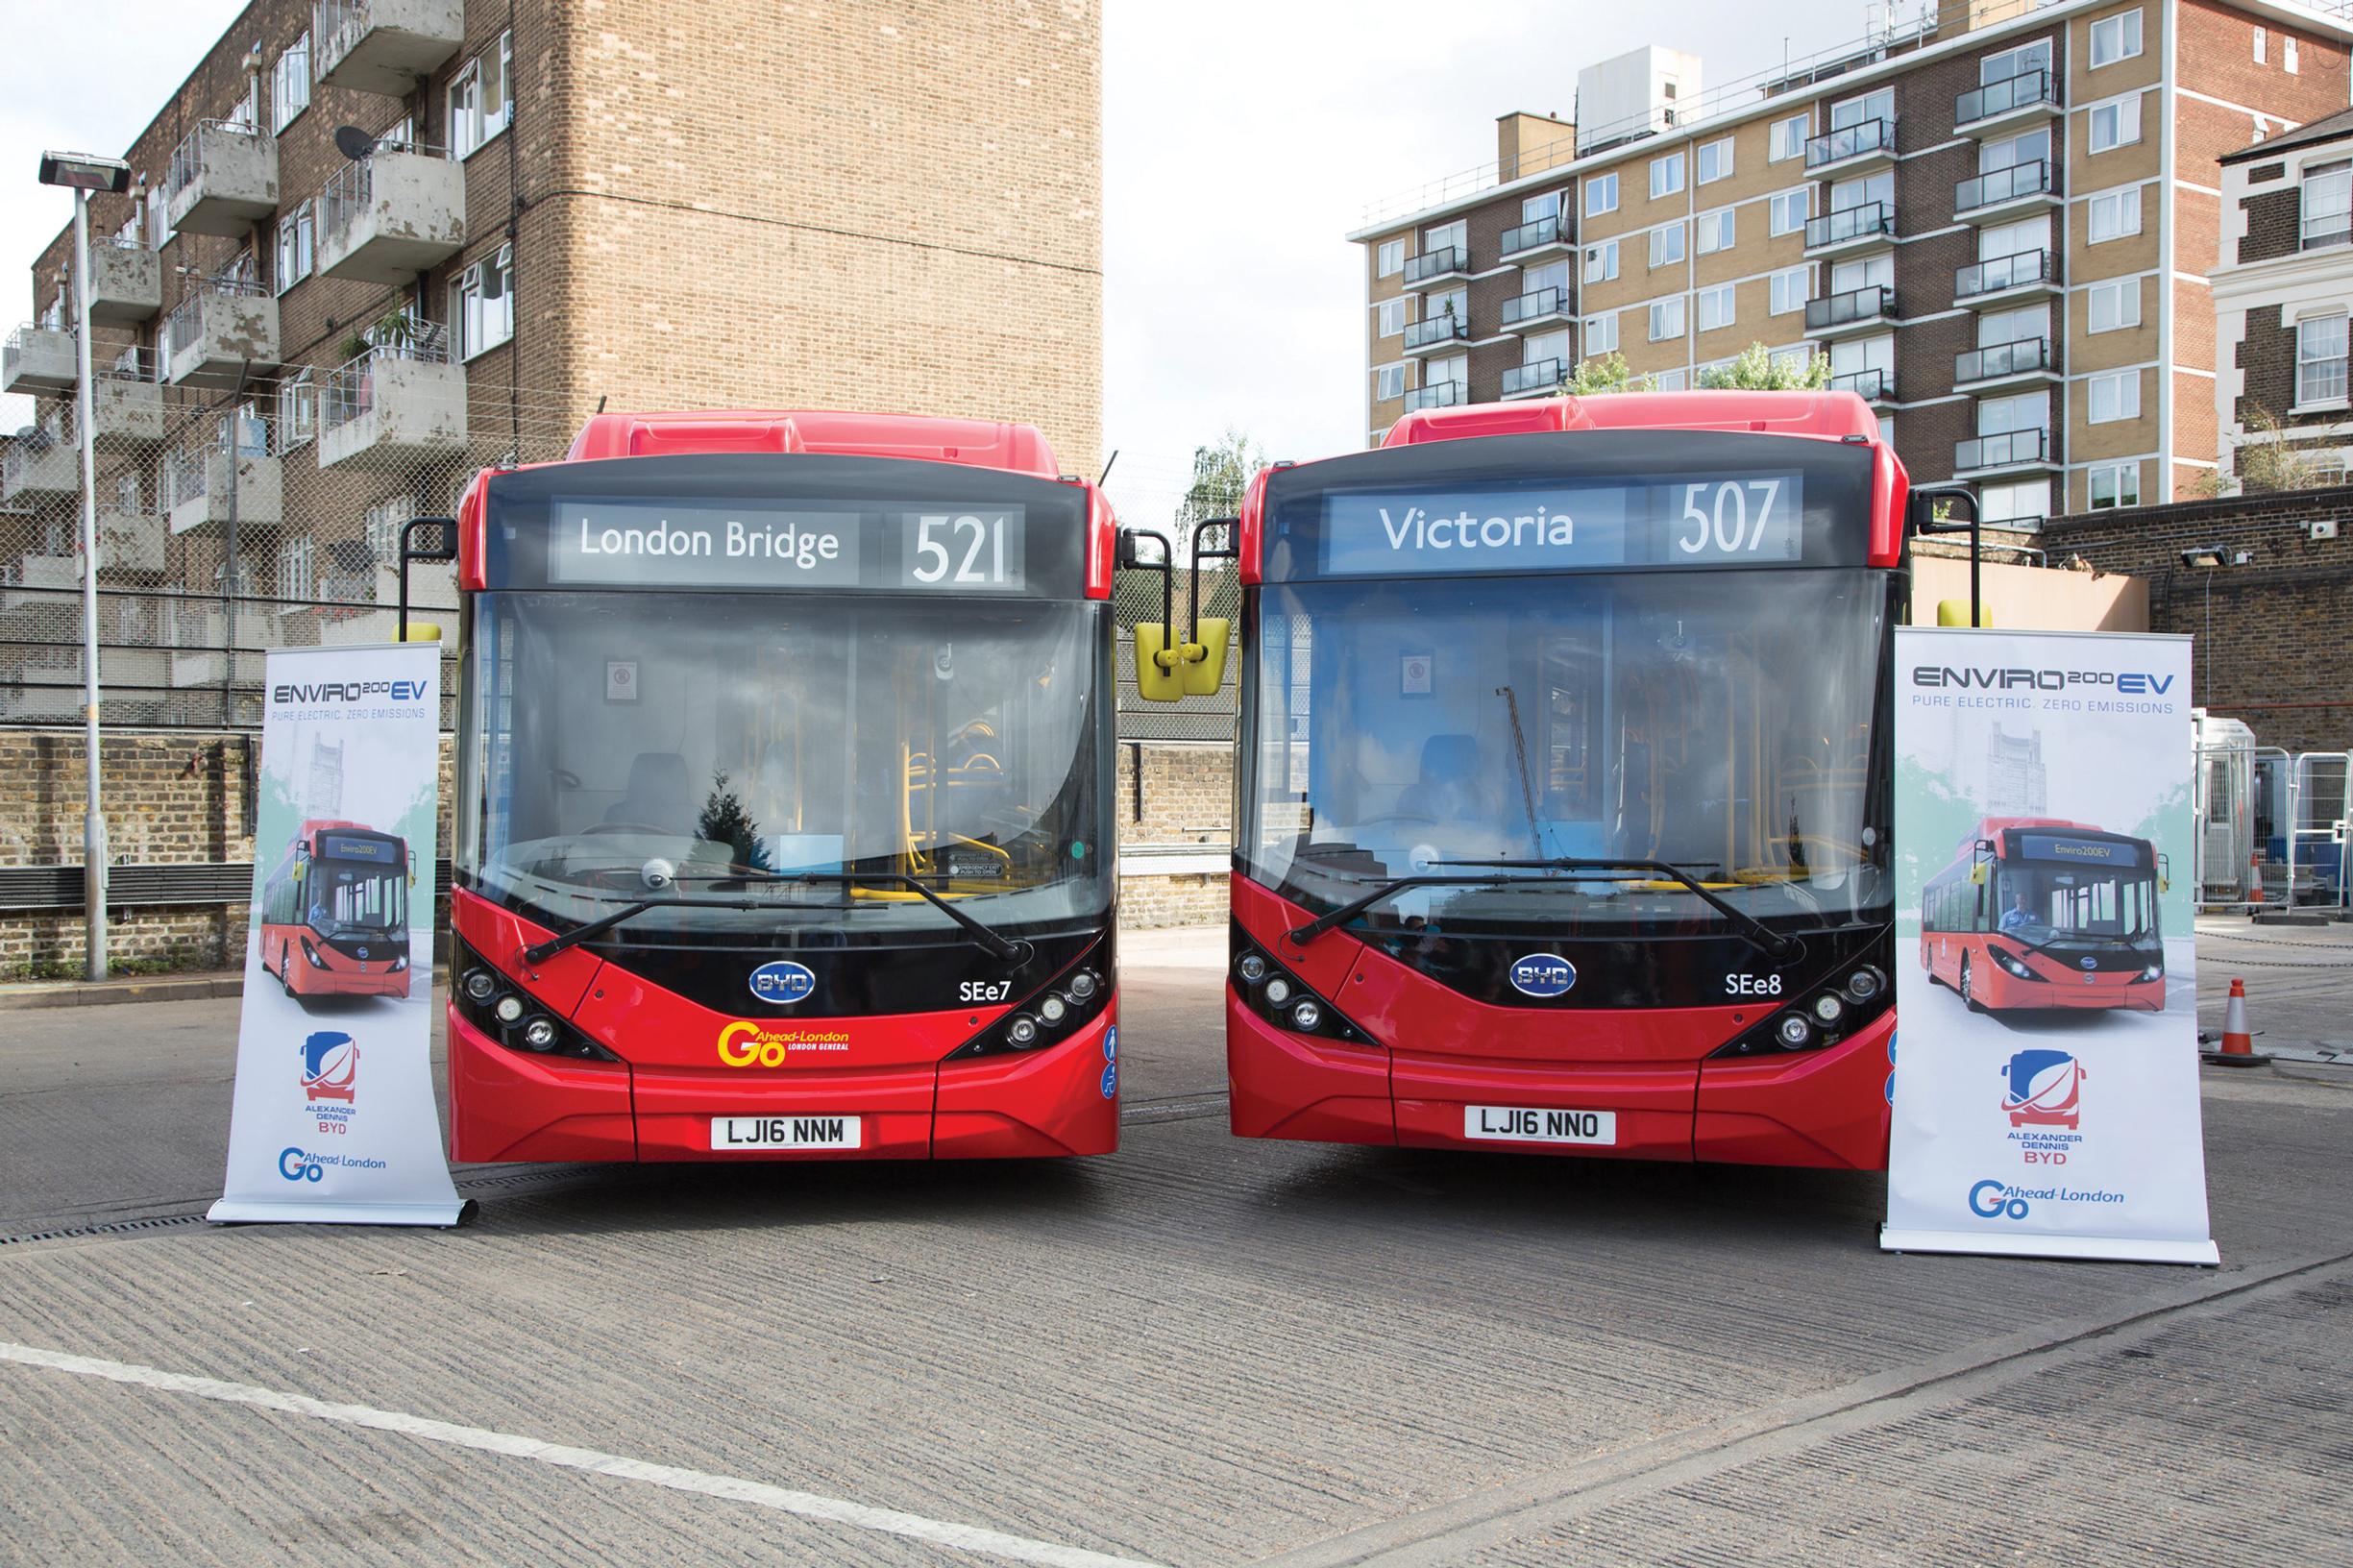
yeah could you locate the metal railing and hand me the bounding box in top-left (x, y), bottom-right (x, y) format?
top-left (1502, 359), bottom-right (1566, 396)
top-left (1956, 67), bottom-right (2056, 126)
top-left (1955, 427), bottom-right (2050, 469)
top-left (1955, 337), bottom-right (2052, 383)
top-left (1805, 116), bottom-right (1894, 169)
top-left (1403, 246), bottom-right (1468, 286)
top-left (1957, 159), bottom-right (2055, 211)
top-left (159, 275), bottom-right (269, 361)
top-left (1956, 247), bottom-right (2056, 299)
top-left (97, 347), bottom-right (160, 384)
top-left (312, 0), bottom-right (380, 83)
top-left (1403, 380), bottom-right (1466, 414)
top-left (2, 407), bottom-right (77, 493)
top-left (1805, 202), bottom-right (1894, 249)
top-left (1804, 284), bottom-right (1893, 331)
top-left (1403, 315), bottom-right (1469, 351)
top-left (1499, 215), bottom-right (1562, 255)
top-left (164, 119), bottom-right (262, 208)
top-left (321, 322), bottom-right (455, 432)
top-left (1829, 367), bottom-right (1887, 400)
top-left (1500, 287), bottom-right (1568, 327)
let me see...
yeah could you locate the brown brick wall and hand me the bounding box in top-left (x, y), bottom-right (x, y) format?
top-left (2235, 304), bottom-right (2299, 424)
top-left (2236, 187), bottom-right (2304, 263)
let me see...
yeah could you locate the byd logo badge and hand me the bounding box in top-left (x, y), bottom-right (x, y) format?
top-left (748, 960), bottom-right (815, 1006)
top-left (1510, 954), bottom-right (1578, 997)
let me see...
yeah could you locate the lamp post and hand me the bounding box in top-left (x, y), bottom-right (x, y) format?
top-left (38, 150), bottom-right (133, 981)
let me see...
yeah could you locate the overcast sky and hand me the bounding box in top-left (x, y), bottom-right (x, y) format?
top-left (2, 0), bottom-right (1869, 520)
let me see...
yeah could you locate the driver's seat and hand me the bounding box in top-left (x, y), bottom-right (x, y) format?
top-left (604, 751), bottom-right (695, 835)
top-left (1396, 733), bottom-right (1494, 825)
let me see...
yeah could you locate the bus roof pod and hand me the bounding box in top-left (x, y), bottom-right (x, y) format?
top-left (563, 408), bottom-right (1064, 478)
top-left (1383, 389), bottom-right (1882, 449)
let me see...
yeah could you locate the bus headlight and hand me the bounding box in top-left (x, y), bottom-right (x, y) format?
top-left (521, 1017), bottom-right (558, 1051)
top-left (1810, 992), bottom-right (1847, 1027)
top-left (1039, 993), bottom-right (1069, 1026)
top-left (1006, 1014), bottom-right (1041, 1047)
top-left (1290, 999), bottom-right (1323, 1032)
top-left (2140, 965), bottom-right (2162, 981)
top-left (1843, 967), bottom-right (1883, 1003)
top-left (1068, 969), bottom-right (1100, 1001)
top-left (463, 968), bottom-right (497, 1001)
top-left (301, 939), bottom-right (328, 969)
top-left (1262, 976), bottom-right (1293, 1007)
top-left (494, 994), bottom-right (526, 1024)
top-left (1776, 1014), bottom-right (1815, 1049)
top-left (390, 954), bottom-right (407, 971)
top-left (1992, 948), bottom-right (2037, 980)
top-left (1236, 952), bottom-right (1267, 984)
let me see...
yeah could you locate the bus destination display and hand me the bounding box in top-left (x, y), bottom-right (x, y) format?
top-left (1313, 474), bottom-right (1804, 576)
top-left (546, 501), bottom-right (1028, 592)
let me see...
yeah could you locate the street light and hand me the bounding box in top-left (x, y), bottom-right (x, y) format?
top-left (39, 150), bottom-right (131, 980)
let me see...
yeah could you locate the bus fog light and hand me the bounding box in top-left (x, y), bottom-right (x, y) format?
top-left (521, 1017), bottom-right (558, 1051)
top-left (1262, 976), bottom-right (1293, 1007)
top-left (1007, 1014), bottom-right (1040, 1046)
top-left (1068, 969), bottom-right (1099, 1000)
top-left (2143, 965), bottom-right (2161, 981)
top-left (494, 994), bottom-right (526, 1024)
top-left (1290, 999), bottom-right (1323, 1032)
top-left (1810, 993), bottom-right (1847, 1026)
top-left (1237, 952), bottom-right (1267, 984)
top-left (463, 968), bottom-right (497, 1000)
top-left (1039, 993), bottom-right (1069, 1025)
top-left (1776, 1014), bottom-right (1814, 1049)
top-left (1844, 968), bottom-right (1881, 1002)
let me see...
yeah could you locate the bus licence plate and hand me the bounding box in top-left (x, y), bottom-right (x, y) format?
top-left (1463, 1106), bottom-right (1617, 1145)
top-left (710, 1115), bottom-right (862, 1151)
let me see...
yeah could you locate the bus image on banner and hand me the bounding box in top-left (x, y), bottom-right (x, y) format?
top-left (257, 820), bottom-right (415, 1002)
top-left (1219, 391), bottom-right (1906, 1170)
top-left (1919, 817), bottom-right (2167, 1014)
top-left (438, 410), bottom-right (1186, 1164)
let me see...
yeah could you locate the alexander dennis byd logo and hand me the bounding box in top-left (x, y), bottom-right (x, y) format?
top-left (300, 1030), bottom-right (359, 1137)
top-left (2001, 1049), bottom-right (2085, 1131)
top-left (1510, 954), bottom-right (1577, 997)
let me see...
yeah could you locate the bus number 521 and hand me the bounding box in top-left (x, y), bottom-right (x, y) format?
top-left (910, 513), bottom-right (1012, 584)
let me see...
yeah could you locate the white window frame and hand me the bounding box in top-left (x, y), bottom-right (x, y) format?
top-left (1377, 239), bottom-right (1404, 277)
top-left (1649, 297), bottom-right (1685, 341)
top-left (2090, 9), bottom-right (2144, 68)
top-left (452, 242), bottom-right (516, 359)
top-left (1374, 361), bottom-right (1407, 402)
top-left (275, 202), bottom-right (313, 294)
top-left (1979, 478), bottom-right (2051, 526)
top-left (272, 33), bottom-right (311, 134)
top-left (1649, 222), bottom-right (1685, 269)
top-left (2088, 461), bottom-right (2140, 508)
top-left (1424, 219), bottom-right (1466, 256)
top-left (278, 532), bottom-right (315, 603)
top-left (1768, 113), bottom-right (1807, 163)
top-left (1697, 284), bottom-right (1735, 332)
top-left (1769, 188), bottom-right (1808, 236)
top-left (448, 30), bottom-right (514, 159)
top-left (1695, 208), bottom-right (1734, 256)
top-left (278, 368), bottom-right (314, 449)
top-left (1696, 138), bottom-right (1733, 184)
top-left (1653, 367), bottom-right (1688, 392)
top-left (1375, 296), bottom-right (1409, 337)
top-left (2296, 312), bottom-right (2349, 407)
top-left (1650, 151), bottom-right (1685, 199)
top-left (1584, 311), bottom-right (1619, 355)
top-left (2254, 26), bottom-right (2267, 64)
top-left (2087, 369), bottom-right (2141, 424)
top-left (1586, 172), bottom-right (1618, 217)
top-left (1583, 240), bottom-right (1619, 283)
top-left (2086, 278), bottom-right (2142, 333)
top-left (2286, 36), bottom-right (2300, 73)
top-left (2301, 160), bottom-right (2352, 249)
top-left (2087, 184), bottom-right (2143, 242)
top-left (1769, 266), bottom-right (1810, 315)
top-left (2088, 92), bottom-right (2142, 154)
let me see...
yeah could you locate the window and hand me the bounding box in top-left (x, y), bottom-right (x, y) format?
top-left (1978, 390), bottom-right (2049, 435)
top-left (1522, 191), bottom-right (1561, 223)
top-left (448, 31), bottom-right (514, 159)
top-left (278, 368), bottom-right (313, 449)
top-left (2089, 462), bottom-right (2141, 508)
top-left (2287, 36), bottom-right (2300, 73)
top-left (1653, 367), bottom-right (1688, 391)
top-left (363, 499), bottom-right (413, 569)
top-left (1697, 284), bottom-right (1735, 331)
top-left (1830, 87), bottom-right (1894, 132)
top-left (1377, 239), bottom-right (1404, 277)
top-left (279, 532), bottom-right (314, 603)
top-left (2297, 313), bottom-right (2348, 404)
top-left (1426, 354), bottom-right (1466, 390)
top-left (1426, 285), bottom-right (1467, 324)
top-left (1979, 214), bottom-right (2049, 260)
top-left (2301, 161), bottom-right (2352, 248)
top-left (1877, 413), bottom-right (1895, 446)
top-left (227, 85), bottom-right (257, 131)
top-left (1650, 152), bottom-right (1684, 199)
top-left (1585, 172), bottom-right (1618, 216)
top-left (1770, 266), bottom-right (1810, 315)
top-left (1981, 38), bottom-right (2052, 83)
top-left (1769, 188), bottom-right (1808, 236)
top-left (1649, 222), bottom-right (1685, 268)
top-left (1828, 333), bottom-right (1892, 380)
top-left (1981, 127), bottom-right (2050, 174)
top-left (1524, 258), bottom-right (1570, 299)
top-left (1584, 311), bottom-right (1619, 355)
top-left (1424, 220), bottom-right (1465, 259)
top-left (1649, 297), bottom-right (1685, 340)
top-left (2088, 370), bottom-right (2141, 423)
top-left (1524, 328), bottom-right (1571, 367)
top-left (1768, 113), bottom-right (1807, 162)
top-left (1697, 138), bottom-right (1733, 184)
top-left (2089, 93), bottom-right (2142, 153)
top-left (2090, 9), bottom-right (2143, 67)
top-left (1695, 208), bottom-right (1734, 255)
top-left (1978, 304), bottom-right (2048, 348)
top-left (1980, 478), bottom-right (2050, 525)
top-left (272, 33), bottom-right (310, 133)
top-left (1831, 254), bottom-right (1893, 294)
top-left (2087, 278), bottom-right (2142, 333)
top-left (453, 243), bottom-right (515, 357)
top-left (1772, 345), bottom-right (1813, 375)
top-left (2254, 26), bottom-right (2267, 64)
top-left (2088, 185), bottom-right (2143, 242)
top-left (274, 202), bottom-right (313, 293)
top-left (1374, 362), bottom-right (1406, 402)
top-left (1376, 297), bottom-right (1409, 337)
top-left (1584, 240), bottom-right (1619, 283)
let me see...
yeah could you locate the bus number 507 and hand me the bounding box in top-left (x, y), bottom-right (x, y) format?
top-left (1679, 479), bottom-right (1782, 554)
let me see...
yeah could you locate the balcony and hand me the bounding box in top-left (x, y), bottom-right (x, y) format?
top-left (163, 420), bottom-right (282, 536)
top-left (3, 325), bottom-right (76, 395)
top-left (1803, 202), bottom-right (1895, 258)
top-left (0, 554), bottom-right (81, 615)
top-left (163, 119), bottom-right (278, 237)
top-left (1804, 117), bottom-right (1896, 177)
top-left (162, 281), bottom-right (282, 389)
top-left (1954, 427), bottom-right (2055, 477)
top-left (90, 353), bottom-right (166, 450)
top-left (313, 0), bottom-right (466, 95)
top-left (1500, 287), bottom-right (1572, 331)
top-left (1403, 314), bottom-right (1470, 355)
top-left (1402, 380), bottom-right (1466, 414)
top-left (1403, 246), bottom-right (1470, 289)
top-left (1956, 159), bottom-right (2057, 223)
top-left (1501, 359), bottom-right (1568, 399)
top-left (1803, 283), bottom-right (1896, 339)
top-left (88, 237), bottom-right (162, 324)
top-left (1, 425), bottom-right (78, 502)
top-left (318, 143), bottom-right (467, 284)
top-left (1498, 215), bottom-right (1572, 262)
top-left (1954, 336), bottom-right (2057, 394)
top-left (319, 329), bottom-right (468, 471)
top-left (1828, 367), bottom-right (1893, 403)
top-left (1955, 247), bottom-right (2059, 307)
top-left (1955, 68), bottom-right (2060, 135)
top-left (95, 507), bottom-right (168, 576)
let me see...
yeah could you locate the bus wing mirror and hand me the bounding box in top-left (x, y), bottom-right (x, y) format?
top-left (2157, 850), bottom-right (2170, 894)
top-left (1181, 616), bottom-right (1230, 697)
top-left (1969, 863), bottom-right (1987, 886)
top-left (1975, 838), bottom-right (1996, 854)
top-left (1134, 623), bottom-right (1182, 702)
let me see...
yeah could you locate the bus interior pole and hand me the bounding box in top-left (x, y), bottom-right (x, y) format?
top-left (71, 187), bottom-right (107, 978)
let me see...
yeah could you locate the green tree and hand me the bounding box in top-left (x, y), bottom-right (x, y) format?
top-left (1177, 429), bottom-right (1262, 534)
top-left (1561, 351), bottom-right (1646, 396)
top-left (1697, 342), bottom-right (1832, 390)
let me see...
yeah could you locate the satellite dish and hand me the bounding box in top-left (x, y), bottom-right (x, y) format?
top-left (332, 125), bottom-right (376, 160)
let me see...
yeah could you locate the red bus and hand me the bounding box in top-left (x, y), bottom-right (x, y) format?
top-left (1218, 391), bottom-right (1908, 1170)
top-left (1920, 817), bottom-right (2167, 1012)
top-left (430, 409), bottom-right (1177, 1164)
top-left (257, 819), bottom-right (415, 1001)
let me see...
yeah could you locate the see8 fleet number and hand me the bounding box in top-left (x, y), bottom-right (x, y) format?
top-left (1726, 973), bottom-right (1783, 997)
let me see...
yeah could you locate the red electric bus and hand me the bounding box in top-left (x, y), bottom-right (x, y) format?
top-left (1920, 817), bottom-right (2167, 1012)
top-left (429, 410), bottom-right (1181, 1164)
top-left (257, 819), bottom-right (416, 1001)
top-left (1215, 390), bottom-right (1909, 1170)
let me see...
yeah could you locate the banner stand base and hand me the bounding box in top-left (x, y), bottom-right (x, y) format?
top-left (207, 1198), bottom-right (476, 1229)
top-left (1879, 1225), bottom-right (2218, 1266)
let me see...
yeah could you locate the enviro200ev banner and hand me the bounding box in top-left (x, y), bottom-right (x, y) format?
top-left (208, 643), bottom-right (468, 1227)
top-left (1882, 627), bottom-right (2216, 1265)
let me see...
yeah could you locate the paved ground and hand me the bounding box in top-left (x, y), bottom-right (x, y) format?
top-left (0, 926), bottom-right (2347, 1566)
top-left (2194, 914), bottom-right (2353, 1065)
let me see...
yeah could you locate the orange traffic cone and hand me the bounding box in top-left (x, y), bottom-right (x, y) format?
top-left (2204, 977), bottom-right (2267, 1067)
top-left (2249, 851), bottom-right (2266, 906)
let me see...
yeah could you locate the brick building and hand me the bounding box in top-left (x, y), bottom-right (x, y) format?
top-left (1350, 0), bottom-right (2353, 524)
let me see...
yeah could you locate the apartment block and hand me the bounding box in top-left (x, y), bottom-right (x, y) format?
top-left (1352, 0), bottom-right (2352, 526)
top-left (2, 0), bottom-right (1099, 722)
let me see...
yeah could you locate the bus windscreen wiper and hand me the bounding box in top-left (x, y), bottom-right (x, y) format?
top-left (663, 867), bottom-right (1034, 964)
top-left (1425, 857), bottom-right (1803, 962)
top-left (520, 894), bottom-right (779, 967)
top-left (1286, 874), bottom-right (1525, 946)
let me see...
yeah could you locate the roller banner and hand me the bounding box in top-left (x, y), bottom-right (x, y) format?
top-left (208, 643), bottom-right (468, 1227)
top-left (1882, 627), bottom-right (2216, 1265)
